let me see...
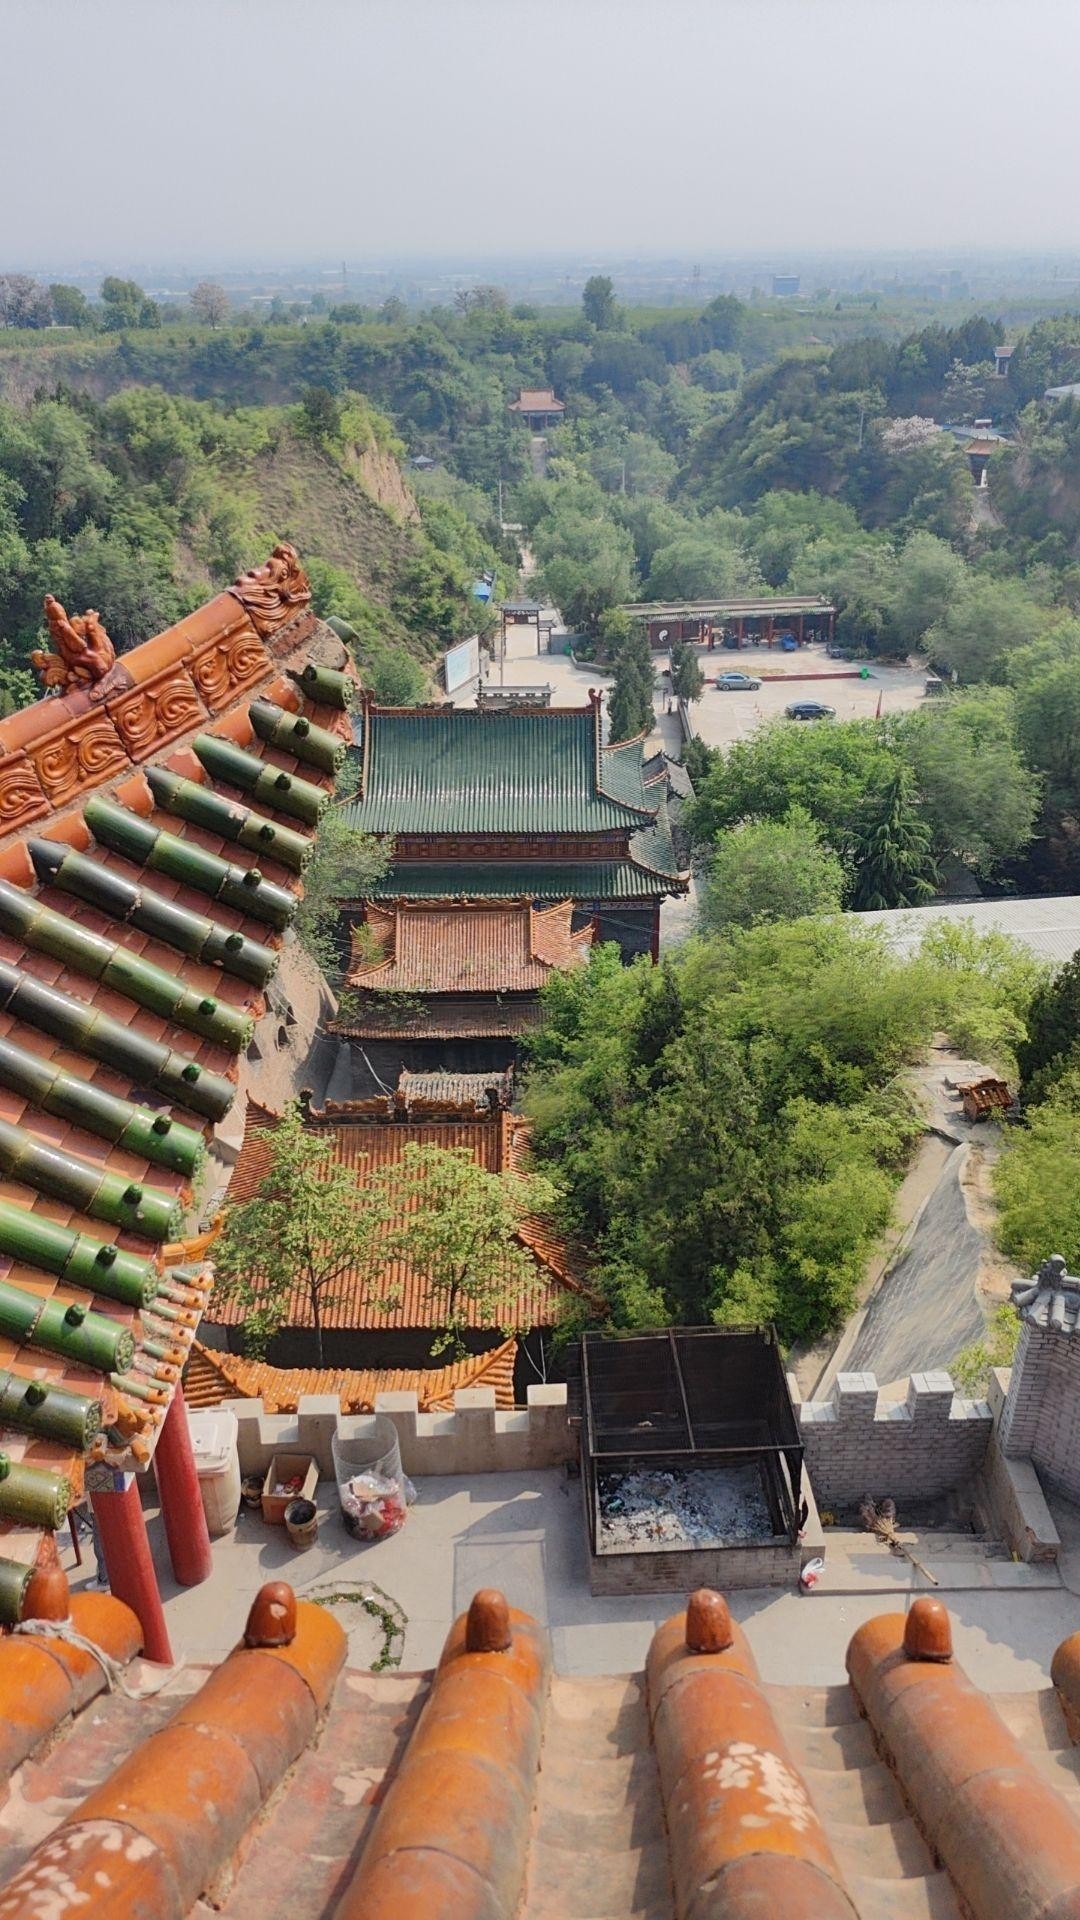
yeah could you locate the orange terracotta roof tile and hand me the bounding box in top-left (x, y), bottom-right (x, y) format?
top-left (208, 1103), bottom-right (589, 1334)
top-left (184, 1335), bottom-right (518, 1413)
top-left (348, 898), bottom-right (592, 995)
top-left (1, 1585), bottom-right (1080, 1918)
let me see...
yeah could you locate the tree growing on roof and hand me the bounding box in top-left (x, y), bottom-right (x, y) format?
top-left (211, 1101), bottom-right (388, 1365)
top-left (292, 809), bottom-right (391, 990)
top-left (371, 1144), bottom-right (559, 1359)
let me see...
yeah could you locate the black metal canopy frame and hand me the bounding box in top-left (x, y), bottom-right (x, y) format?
top-left (579, 1326), bottom-right (805, 1552)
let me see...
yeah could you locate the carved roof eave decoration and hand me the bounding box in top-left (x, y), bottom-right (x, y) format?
top-left (0, 599), bottom-right (319, 846)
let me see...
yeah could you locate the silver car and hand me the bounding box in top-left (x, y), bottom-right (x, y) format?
top-left (716, 671), bottom-right (762, 691)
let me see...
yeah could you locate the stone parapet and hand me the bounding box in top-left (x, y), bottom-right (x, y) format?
top-left (226, 1383), bottom-right (574, 1481)
top-left (793, 1369), bottom-right (993, 1508)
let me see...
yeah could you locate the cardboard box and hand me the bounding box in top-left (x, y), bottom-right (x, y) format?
top-left (261, 1452), bottom-right (318, 1526)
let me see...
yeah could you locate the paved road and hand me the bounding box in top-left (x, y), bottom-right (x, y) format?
top-left (845, 1150), bottom-right (986, 1383)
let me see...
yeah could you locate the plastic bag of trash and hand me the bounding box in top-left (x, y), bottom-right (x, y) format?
top-left (340, 1470), bottom-right (408, 1541)
top-left (799, 1556), bottom-right (825, 1592)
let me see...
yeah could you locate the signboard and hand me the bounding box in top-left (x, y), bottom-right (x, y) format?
top-left (443, 635), bottom-right (480, 693)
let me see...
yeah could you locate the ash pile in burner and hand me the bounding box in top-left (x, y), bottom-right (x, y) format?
top-left (597, 1463), bottom-right (772, 1549)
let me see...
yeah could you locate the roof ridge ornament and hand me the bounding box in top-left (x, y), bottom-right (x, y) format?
top-left (32, 596), bottom-right (117, 694)
top-left (228, 542), bottom-right (311, 639)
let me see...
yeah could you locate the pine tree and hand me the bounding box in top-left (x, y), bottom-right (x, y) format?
top-left (850, 766), bottom-right (937, 910)
top-left (607, 627), bottom-right (656, 741)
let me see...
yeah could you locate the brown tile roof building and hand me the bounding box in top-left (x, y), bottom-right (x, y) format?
top-left (509, 386), bottom-right (566, 415)
top-left (0, 550), bottom-right (351, 1608)
top-left (2, 1577), bottom-right (1080, 1918)
top-left (184, 1334), bottom-right (518, 1412)
top-left (207, 1101), bottom-right (593, 1335)
top-left (348, 897), bottom-right (592, 995)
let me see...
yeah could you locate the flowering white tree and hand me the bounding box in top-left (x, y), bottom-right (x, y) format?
top-left (881, 416), bottom-right (942, 454)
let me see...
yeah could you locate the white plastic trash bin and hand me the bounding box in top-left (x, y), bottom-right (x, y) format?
top-left (187, 1407), bottom-right (241, 1537)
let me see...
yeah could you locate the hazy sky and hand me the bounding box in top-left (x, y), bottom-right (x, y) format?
top-left (5, 0), bottom-right (1078, 266)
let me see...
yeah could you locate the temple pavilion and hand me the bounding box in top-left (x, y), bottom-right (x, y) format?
top-left (339, 691), bottom-right (689, 961)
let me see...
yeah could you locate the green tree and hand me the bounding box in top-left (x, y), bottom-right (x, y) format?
top-left (699, 809), bottom-right (845, 930)
top-left (950, 1304), bottom-right (1020, 1396)
top-left (300, 385), bottom-right (343, 442)
top-left (366, 644), bottom-right (427, 704)
top-left (917, 919), bottom-right (1046, 1077)
top-left (100, 276), bottom-right (160, 330)
top-left (212, 1101), bottom-right (388, 1363)
top-left (687, 717), bottom-right (897, 868)
top-left (372, 1143), bottom-right (558, 1356)
top-left (923, 576), bottom-right (1049, 683)
top-left (849, 765), bottom-right (937, 910)
top-left (679, 735), bottom-right (718, 787)
top-left (536, 513), bottom-right (636, 635)
top-left (0, 275), bottom-right (51, 329)
top-left (48, 283), bottom-right (94, 329)
top-left (886, 530), bottom-right (966, 654)
top-left (1016, 952), bottom-right (1080, 1099)
top-left (993, 1075), bottom-right (1080, 1271)
top-left (669, 640), bottom-right (704, 703)
top-left (607, 627), bottom-right (655, 741)
top-left (893, 689), bottom-right (1040, 875)
top-left (582, 275), bottom-right (616, 330)
top-left (524, 919), bottom-right (941, 1343)
top-left (647, 527), bottom-right (757, 601)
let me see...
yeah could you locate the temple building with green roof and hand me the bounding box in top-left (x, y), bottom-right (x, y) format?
top-left (340, 693), bottom-right (689, 958)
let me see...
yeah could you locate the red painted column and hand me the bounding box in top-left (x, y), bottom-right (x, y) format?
top-left (91, 1475), bottom-right (173, 1664)
top-left (154, 1383), bottom-right (213, 1588)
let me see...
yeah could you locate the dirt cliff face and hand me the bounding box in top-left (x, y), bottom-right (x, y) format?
top-left (350, 441), bottom-right (420, 524)
top-left (253, 436), bottom-right (420, 585)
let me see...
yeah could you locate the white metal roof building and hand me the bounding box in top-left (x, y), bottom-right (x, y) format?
top-left (852, 896), bottom-right (1080, 969)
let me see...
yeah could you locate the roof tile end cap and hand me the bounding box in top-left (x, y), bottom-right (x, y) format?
top-left (647, 1599), bottom-right (757, 1715)
top-left (438, 1596), bottom-right (550, 1696)
top-left (248, 1594), bottom-right (347, 1713)
top-left (904, 1596), bottom-right (953, 1663)
top-left (245, 1580), bottom-right (297, 1648)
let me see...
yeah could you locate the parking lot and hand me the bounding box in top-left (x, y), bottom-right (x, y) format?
top-left (689, 643), bottom-right (930, 750)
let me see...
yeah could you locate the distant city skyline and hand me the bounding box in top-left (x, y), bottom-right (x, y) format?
top-left (3, 0), bottom-right (1078, 264)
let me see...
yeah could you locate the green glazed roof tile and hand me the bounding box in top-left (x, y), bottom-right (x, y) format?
top-left (343, 706), bottom-right (659, 837)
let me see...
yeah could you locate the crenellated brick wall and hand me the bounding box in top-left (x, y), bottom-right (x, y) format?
top-left (792, 1370), bottom-right (993, 1508)
top-left (226, 1383), bottom-right (575, 1482)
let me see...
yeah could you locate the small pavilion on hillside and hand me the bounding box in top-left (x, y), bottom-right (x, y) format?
top-left (509, 387), bottom-right (565, 430)
top-left (338, 693), bottom-right (688, 961)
